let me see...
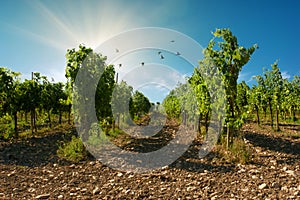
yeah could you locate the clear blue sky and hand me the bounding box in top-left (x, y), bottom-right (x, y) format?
top-left (1, 0), bottom-right (300, 102)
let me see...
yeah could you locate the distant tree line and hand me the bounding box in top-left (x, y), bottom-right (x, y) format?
top-left (0, 68), bottom-right (71, 138)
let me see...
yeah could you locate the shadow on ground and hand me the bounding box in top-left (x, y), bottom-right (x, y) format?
top-left (244, 131), bottom-right (300, 157)
top-left (0, 130), bottom-right (92, 167)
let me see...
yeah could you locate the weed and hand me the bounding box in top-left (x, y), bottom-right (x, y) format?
top-left (57, 135), bottom-right (87, 162)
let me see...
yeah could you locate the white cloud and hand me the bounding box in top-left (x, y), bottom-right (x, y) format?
top-left (281, 71), bottom-right (291, 79)
top-left (238, 72), bottom-right (252, 83)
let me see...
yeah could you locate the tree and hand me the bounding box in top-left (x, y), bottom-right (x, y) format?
top-left (283, 76), bottom-right (300, 122)
top-left (65, 45), bottom-right (116, 139)
top-left (189, 68), bottom-right (211, 134)
top-left (18, 74), bottom-right (42, 133)
top-left (111, 80), bottom-right (133, 127)
top-left (0, 67), bottom-right (21, 137)
top-left (129, 91), bottom-right (151, 120)
top-left (162, 92), bottom-right (181, 120)
top-left (248, 85), bottom-right (261, 125)
top-left (256, 61), bottom-right (283, 131)
top-left (204, 28), bottom-right (258, 147)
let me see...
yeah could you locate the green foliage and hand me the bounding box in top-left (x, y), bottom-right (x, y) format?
top-left (57, 135), bottom-right (87, 162)
top-left (0, 114), bottom-right (14, 139)
top-left (65, 45), bottom-right (116, 133)
top-left (86, 123), bottom-right (108, 146)
top-left (216, 137), bottom-right (252, 164)
top-left (112, 81), bottom-right (133, 116)
top-left (162, 93), bottom-right (181, 119)
top-left (254, 61), bottom-right (284, 130)
top-left (204, 28), bottom-right (258, 147)
top-left (229, 137), bottom-right (252, 164)
top-left (129, 91), bottom-right (151, 120)
top-left (0, 67), bottom-right (21, 136)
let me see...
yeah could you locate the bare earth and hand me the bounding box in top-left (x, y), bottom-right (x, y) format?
top-left (0, 123), bottom-right (300, 199)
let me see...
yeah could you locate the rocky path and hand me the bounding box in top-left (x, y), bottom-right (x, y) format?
top-left (0, 123), bottom-right (300, 199)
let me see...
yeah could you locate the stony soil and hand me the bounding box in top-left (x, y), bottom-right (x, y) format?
top-left (0, 123), bottom-right (300, 199)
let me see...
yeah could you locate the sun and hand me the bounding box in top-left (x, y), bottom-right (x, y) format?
top-left (19, 1), bottom-right (141, 51)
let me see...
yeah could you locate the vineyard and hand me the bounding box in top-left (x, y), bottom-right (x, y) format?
top-left (1, 28), bottom-right (300, 199)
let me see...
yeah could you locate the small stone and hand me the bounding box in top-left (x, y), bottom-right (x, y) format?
top-left (285, 170), bottom-right (296, 176)
top-left (259, 183), bottom-right (267, 189)
top-left (252, 175), bottom-right (258, 179)
top-left (270, 160), bottom-right (277, 165)
top-left (161, 166), bottom-right (168, 170)
top-left (89, 161), bottom-right (95, 165)
top-left (92, 187), bottom-right (100, 195)
top-left (281, 186), bottom-right (288, 191)
top-left (272, 182), bottom-right (281, 188)
top-left (128, 174), bottom-right (134, 178)
top-left (35, 194), bottom-right (50, 199)
top-left (69, 164), bottom-right (75, 168)
top-left (28, 188), bottom-right (36, 192)
top-left (211, 196), bottom-right (218, 200)
top-left (187, 186), bottom-right (196, 192)
top-left (283, 166), bottom-right (288, 171)
top-left (117, 172), bottom-right (123, 177)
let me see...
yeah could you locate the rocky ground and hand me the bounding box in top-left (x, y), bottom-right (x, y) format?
top-left (0, 123), bottom-right (300, 199)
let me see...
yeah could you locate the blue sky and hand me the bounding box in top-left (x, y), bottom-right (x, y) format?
top-left (1, 0), bottom-right (300, 102)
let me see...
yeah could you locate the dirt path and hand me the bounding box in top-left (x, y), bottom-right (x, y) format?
top-left (0, 123), bottom-right (300, 199)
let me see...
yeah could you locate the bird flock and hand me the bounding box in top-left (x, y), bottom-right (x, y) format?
top-left (115, 40), bottom-right (180, 68)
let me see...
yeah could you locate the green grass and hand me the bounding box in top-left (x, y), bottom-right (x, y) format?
top-left (57, 135), bottom-right (88, 162)
top-left (216, 136), bottom-right (252, 164)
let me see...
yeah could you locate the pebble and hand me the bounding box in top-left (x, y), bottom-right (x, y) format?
top-left (271, 182), bottom-right (281, 188)
top-left (92, 187), bottom-right (100, 195)
top-left (258, 183), bottom-right (267, 189)
top-left (281, 186), bottom-right (289, 191)
top-left (117, 172), bottom-right (123, 177)
top-left (283, 166), bottom-right (288, 171)
top-left (285, 170), bottom-right (296, 177)
top-left (35, 194), bottom-right (50, 199)
top-left (28, 188), bottom-right (36, 192)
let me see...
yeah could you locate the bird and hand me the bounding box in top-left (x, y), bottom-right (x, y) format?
top-left (160, 54), bottom-right (164, 59)
top-left (176, 52), bottom-right (181, 56)
top-left (170, 40), bottom-right (175, 43)
top-left (158, 51), bottom-right (162, 55)
top-left (115, 48), bottom-right (119, 53)
top-left (141, 62), bottom-right (145, 66)
top-left (118, 64), bottom-right (122, 68)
